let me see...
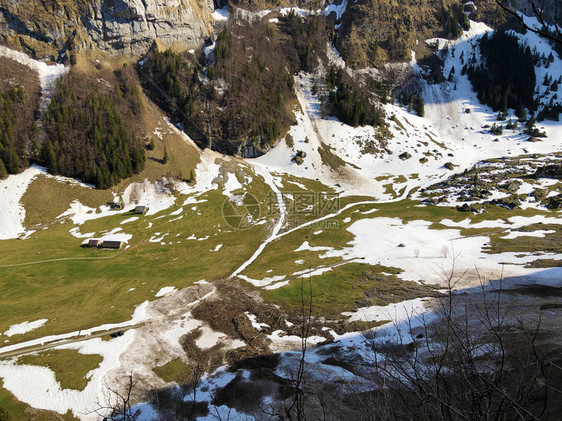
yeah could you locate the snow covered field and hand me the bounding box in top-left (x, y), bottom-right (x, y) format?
top-left (0, 166), bottom-right (45, 240)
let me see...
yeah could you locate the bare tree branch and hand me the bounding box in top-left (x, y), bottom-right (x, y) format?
top-left (492, 0), bottom-right (562, 44)
top-left (87, 373), bottom-right (137, 420)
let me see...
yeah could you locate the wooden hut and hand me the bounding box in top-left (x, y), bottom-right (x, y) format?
top-left (135, 205), bottom-right (149, 214)
top-left (101, 240), bottom-right (123, 249)
top-left (87, 239), bottom-right (101, 248)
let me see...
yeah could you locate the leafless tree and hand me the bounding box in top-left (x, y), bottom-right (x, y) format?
top-left (492, 0), bottom-right (562, 44)
top-left (159, 363), bottom-right (204, 421)
top-left (289, 274), bottom-right (313, 421)
top-left (89, 374), bottom-right (137, 420)
top-left (358, 260), bottom-right (561, 420)
top-left (208, 404), bottom-right (233, 421)
top-left (260, 275), bottom-right (313, 421)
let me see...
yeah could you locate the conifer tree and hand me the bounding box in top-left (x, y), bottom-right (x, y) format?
top-left (41, 140), bottom-right (58, 174)
top-left (43, 67), bottom-right (145, 188)
top-left (3, 145), bottom-right (20, 174)
top-left (413, 95), bottom-right (425, 117)
top-left (516, 105), bottom-right (527, 121)
top-left (0, 159), bottom-right (7, 179)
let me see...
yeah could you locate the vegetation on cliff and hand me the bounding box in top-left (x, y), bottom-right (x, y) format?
top-left (140, 12), bottom-right (341, 155)
top-left (0, 57), bottom-right (41, 178)
top-left (467, 30), bottom-right (536, 113)
top-left (336, 0), bottom-right (470, 68)
top-left (325, 67), bottom-right (385, 127)
top-left (42, 66), bottom-right (146, 188)
top-left (140, 17), bottom-right (296, 155)
top-left (139, 11), bottom-right (385, 153)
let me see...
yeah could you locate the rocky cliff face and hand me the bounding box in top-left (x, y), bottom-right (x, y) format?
top-left (0, 0), bottom-right (214, 60)
top-left (335, 0), bottom-right (465, 68)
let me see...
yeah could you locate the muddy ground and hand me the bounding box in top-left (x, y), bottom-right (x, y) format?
top-left (129, 274), bottom-right (562, 420)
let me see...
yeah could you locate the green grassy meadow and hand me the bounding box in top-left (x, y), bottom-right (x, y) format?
top-left (0, 169), bottom-right (273, 345)
top-left (1, 138), bottom-right (559, 420)
top-left (263, 262), bottom-right (437, 318)
top-left (152, 358), bottom-right (193, 384)
top-left (17, 349), bottom-right (103, 391)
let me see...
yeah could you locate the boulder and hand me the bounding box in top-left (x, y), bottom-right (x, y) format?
top-left (534, 164), bottom-right (562, 180)
top-left (456, 203), bottom-right (476, 212)
top-left (544, 194), bottom-right (562, 209)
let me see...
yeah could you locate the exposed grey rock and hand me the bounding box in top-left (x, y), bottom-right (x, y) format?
top-left (544, 194), bottom-right (562, 209)
top-left (456, 203), bottom-right (476, 212)
top-left (0, 0), bottom-right (214, 59)
top-left (534, 164), bottom-right (562, 179)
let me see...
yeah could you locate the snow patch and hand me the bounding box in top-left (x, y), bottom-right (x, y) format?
top-left (59, 179), bottom-right (177, 226)
top-left (222, 173), bottom-right (243, 197)
top-left (87, 228), bottom-right (132, 245)
top-left (155, 287), bottom-right (177, 298)
top-left (500, 230), bottom-right (555, 240)
top-left (324, 0), bottom-right (348, 20)
top-left (295, 241), bottom-right (333, 253)
top-left (342, 298), bottom-right (427, 323)
top-left (195, 326), bottom-right (226, 349)
top-left (212, 7), bottom-right (229, 21)
top-left (69, 227), bottom-right (95, 239)
top-left (0, 166), bottom-right (45, 239)
top-left (245, 312), bottom-right (269, 330)
top-left (149, 232), bottom-right (168, 243)
top-left (3, 319), bottom-right (48, 337)
top-left (0, 45), bottom-right (69, 114)
top-left (0, 332), bottom-right (134, 419)
top-left (236, 274), bottom-right (286, 288)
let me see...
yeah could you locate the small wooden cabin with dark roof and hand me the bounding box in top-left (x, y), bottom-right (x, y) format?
top-left (87, 239), bottom-right (101, 248)
top-left (135, 205), bottom-right (149, 214)
top-left (101, 240), bottom-right (123, 249)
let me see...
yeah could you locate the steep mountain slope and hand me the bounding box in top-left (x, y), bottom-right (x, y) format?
top-left (0, 0), bottom-right (214, 60)
top-left (0, 56), bottom-right (41, 177)
top-left (336, 0), bottom-right (468, 67)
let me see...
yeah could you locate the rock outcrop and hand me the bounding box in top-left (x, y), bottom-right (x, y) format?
top-left (335, 0), bottom-right (465, 68)
top-left (0, 0), bottom-right (215, 60)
